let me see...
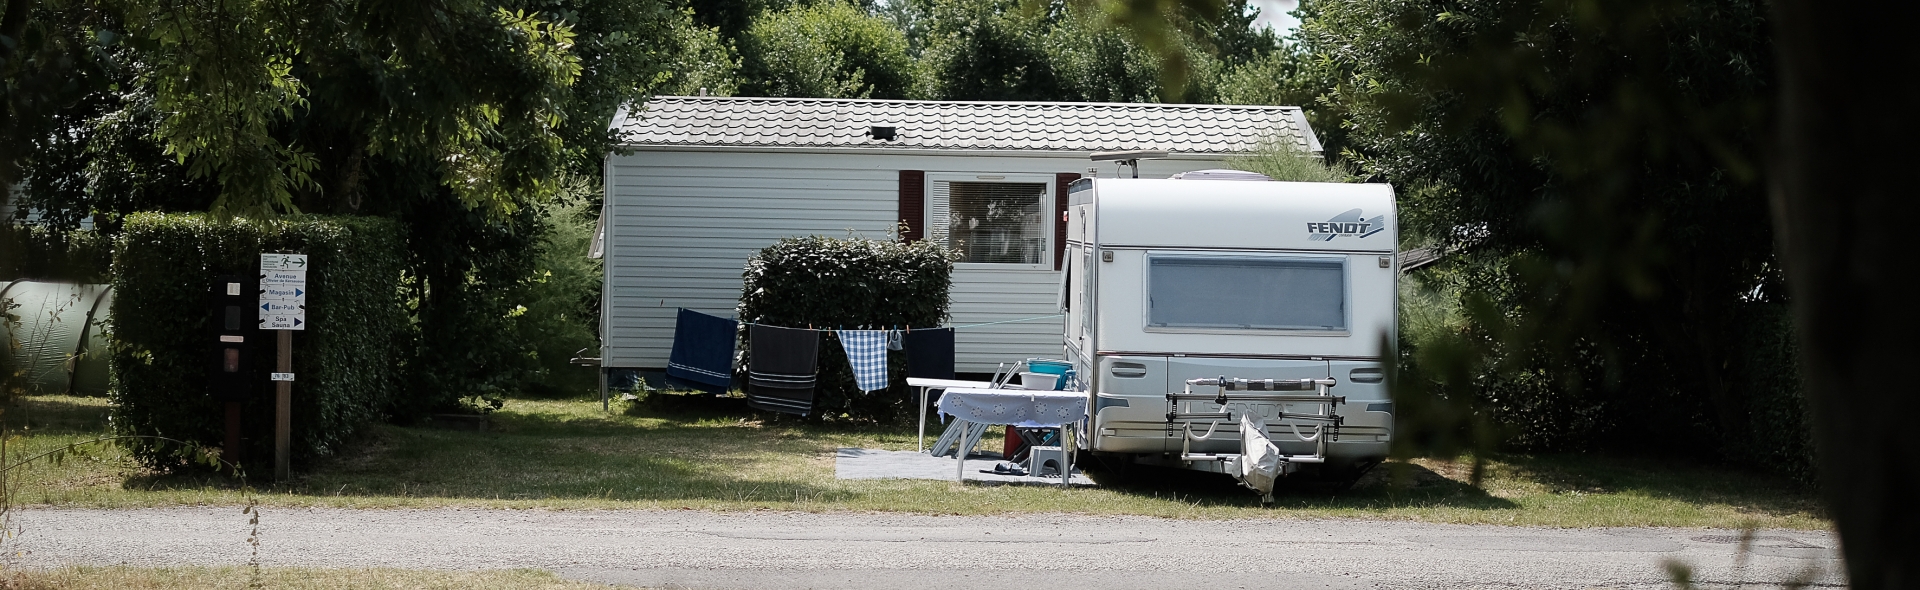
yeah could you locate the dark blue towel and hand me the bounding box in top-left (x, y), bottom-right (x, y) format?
top-left (746, 323), bottom-right (820, 416)
top-left (666, 308), bottom-right (737, 394)
top-left (904, 328), bottom-right (955, 380)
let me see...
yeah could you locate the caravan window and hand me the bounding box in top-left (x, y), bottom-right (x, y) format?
top-left (929, 180), bottom-right (1049, 265)
top-left (1147, 255), bottom-right (1347, 331)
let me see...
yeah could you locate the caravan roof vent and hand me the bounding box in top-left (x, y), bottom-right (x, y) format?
top-left (1169, 169), bottom-right (1272, 181)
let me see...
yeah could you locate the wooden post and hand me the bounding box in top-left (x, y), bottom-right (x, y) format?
top-left (223, 401), bottom-right (242, 469)
top-left (274, 329), bottom-right (291, 481)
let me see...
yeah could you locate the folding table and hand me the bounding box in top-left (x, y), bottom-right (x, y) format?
top-left (905, 377), bottom-right (993, 452)
top-left (935, 387), bottom-right (1087, 487)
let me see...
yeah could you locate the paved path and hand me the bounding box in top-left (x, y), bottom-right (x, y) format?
top-left (11, 508), bottom-right (1842, 589)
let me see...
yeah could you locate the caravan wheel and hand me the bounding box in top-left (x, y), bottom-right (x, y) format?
top-left (1317, 459), bottom-right (1382, 492)
top-left (1080, 451), bottom-right (1139, 485)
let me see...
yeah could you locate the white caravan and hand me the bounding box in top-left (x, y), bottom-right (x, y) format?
top-left (1059, 174), bottom-right (1397, 495)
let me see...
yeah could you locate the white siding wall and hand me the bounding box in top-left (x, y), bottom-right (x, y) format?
top-left (603, 148), bottom-right (1224, 373)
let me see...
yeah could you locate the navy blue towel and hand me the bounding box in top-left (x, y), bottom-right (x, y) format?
top-left (904, 328), bottom-right (955, 380)
top-left (747, 323), bottom-right (821, 416)
top-left (666, 308), bottom-right (737, 394)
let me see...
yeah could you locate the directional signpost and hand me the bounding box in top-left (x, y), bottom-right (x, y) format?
top-left (259, 254), bottom-right (307, 331)
top-left (259, 253), bottom-right (309, 481)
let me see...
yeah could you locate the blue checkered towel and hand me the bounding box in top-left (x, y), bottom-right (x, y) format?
top-left (836, 330), bottom-right (890, 392)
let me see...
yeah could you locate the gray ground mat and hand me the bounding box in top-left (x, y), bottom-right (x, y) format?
top-left (834, 448), bottom-right (1095, 486)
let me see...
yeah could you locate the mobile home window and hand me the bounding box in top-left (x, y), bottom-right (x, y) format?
top-left (929, 181), bottom-right (1048, 264)
top-left (1148, 256), bottom-right (1347, 331)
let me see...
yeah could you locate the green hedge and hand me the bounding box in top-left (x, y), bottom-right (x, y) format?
top-left (0, 225), bottom-right (113, 282)
top-left (110, 213), bottom-right (407, 470)
top-left (737, 235), bottom-right (954, 424)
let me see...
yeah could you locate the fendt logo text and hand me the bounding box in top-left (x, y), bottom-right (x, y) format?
top-left (1307, 209), bottom-right (1388, 241)
top-left (1307, 221), bottom-right (1372, 234)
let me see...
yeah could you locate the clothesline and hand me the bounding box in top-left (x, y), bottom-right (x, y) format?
top-left (733, 313), bottom-right (1067, 333)
top-left (949, 314), bottom-right (1066, 329)
top-left (669, 307), bottom-right (969, 416)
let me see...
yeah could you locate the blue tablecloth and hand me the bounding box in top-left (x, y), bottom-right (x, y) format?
top-left (937, 388), bottom-right (1086, 427)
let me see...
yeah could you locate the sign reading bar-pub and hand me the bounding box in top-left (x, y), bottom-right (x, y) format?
top-left (258, 254), bottom-right (308, 330)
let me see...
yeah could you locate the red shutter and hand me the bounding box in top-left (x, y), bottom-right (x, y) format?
top-left (899, 170), bottom-right (926, 241)
top-left (1055, 173), bottom-right (1077, 270)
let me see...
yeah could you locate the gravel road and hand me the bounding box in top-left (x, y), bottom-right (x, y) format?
top-left (11, 508), bottom-right (1842, 589)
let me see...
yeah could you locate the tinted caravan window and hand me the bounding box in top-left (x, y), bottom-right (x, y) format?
top-left (1148, 256), bottom-right (1346, 331)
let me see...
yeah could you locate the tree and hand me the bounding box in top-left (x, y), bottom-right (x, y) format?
top-left (14, 49), bottom-right (221, 231)
top-left (1188, 0), bottom-right (1276, 68)
top-left (657, 15), bottom-right (741, 97)
top-left (528, 0), bottom-right (692, 178)
top-left (0, 0), bottom-right (115, 211)
top-left (1216, 36), bottom-right (1348, 153)
top-left (914, 0), bottom-right (1063, 100)
top-left (1046, 3), bottom-right (1219, 103)
top-left (1092, 0), bottom-right (1228, 100)
top-left (1770, 1), bottom-right (1920, 586)
top-left (739, 1), bottom-right (913, 99)
top-left (911, 0), bottom-right (1237, 102)
top-left (14, 0), bottom-right (686, 413)
top-left (104, 1), bottom-right (583, 218)
top-left (684, 0), bottom-right (783, 44)
top-left (1293, 0), bottom-right (1781, 461)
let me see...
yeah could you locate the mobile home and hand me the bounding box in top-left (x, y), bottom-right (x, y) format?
top-left (597, 97), bottom-right (1322, 374)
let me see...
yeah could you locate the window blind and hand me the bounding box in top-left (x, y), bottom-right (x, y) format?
top-left (933, 181), bottom-right (1048, 264)
top-left (1148, 257), bottom-right (1348, 330)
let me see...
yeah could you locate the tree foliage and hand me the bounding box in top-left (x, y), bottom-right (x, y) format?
top-left (528, 0), bottom-right (691, 177)
top-left (109, 1), bottom-right (585, 218)
top-left (1298, 0), bottom-right (1780, 461)
top-left (657, 14), bottom-right (741, 97)
top-left (0, 0), bottom-right (115, 209)
top-left (914, 0), bottom-right (1063, 100)
top-left (739, 1), bottom-right (913, 99)
top-left (1045, 4), bottom-right (1213, 103)
top-left (907, 0), bottom-right (1253, 102)
top-left (8, 0), bottom-right (687, 415)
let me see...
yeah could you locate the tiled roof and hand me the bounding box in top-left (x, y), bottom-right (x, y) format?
top-left (613, 96), bottom-right (1319, 155)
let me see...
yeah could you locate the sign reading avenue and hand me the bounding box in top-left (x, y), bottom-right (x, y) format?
top-left (259, 254), bottom-right (308, 330)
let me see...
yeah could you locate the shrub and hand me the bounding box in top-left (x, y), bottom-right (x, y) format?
top-left (1228, 137), bottom-right (1356, 183)
top-left (509, 195), bottom-right (604, 398)
top-left (737, 235), bottom-right (954, 424)
top-left (110, 213), bottom-right (406, 470)
top-left (1398, 256), bottom-right (1817, 483)
top-left (1724, 304), bottom-right (1816, 483)
top-left (394, 197), bottom-right (546, 417)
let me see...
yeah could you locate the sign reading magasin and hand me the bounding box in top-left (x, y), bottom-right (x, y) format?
top-left (258, 254), bottom-right (308, 331)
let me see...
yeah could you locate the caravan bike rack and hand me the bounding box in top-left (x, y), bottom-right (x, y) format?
top-left (1164, 376), bottom-right (1346, 495)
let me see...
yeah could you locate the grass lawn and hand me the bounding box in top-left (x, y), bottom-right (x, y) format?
top-left (1, 567), bottom-right (625, 589)
top-left (3, 393), bottom-right (1827, 529)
